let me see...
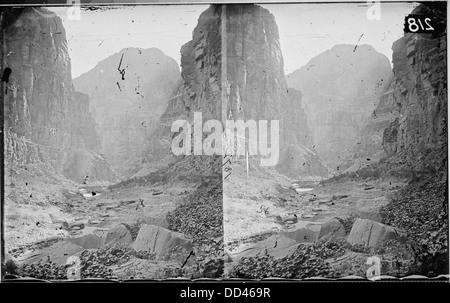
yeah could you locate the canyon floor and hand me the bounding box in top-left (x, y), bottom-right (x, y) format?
top-left (223, 158), bottom-right (447, 278)
top-left (3, 167), bottom-right (201, 279)
top-left (3, 159), bottom-right (447, 279)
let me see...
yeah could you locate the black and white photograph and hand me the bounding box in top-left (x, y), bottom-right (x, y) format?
top-left (0, 0), bottom-right (448, 283)
top-left (2, 3), bottom-right (223, 280)
top-left (223, 1), bottom-right (448, 280)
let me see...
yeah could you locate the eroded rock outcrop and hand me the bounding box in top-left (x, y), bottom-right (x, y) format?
top-left (130, 5), bottom-right (328, 181)
top-left (73, 48), bottom-right (181, 176)
top-left (2, 7), bottom-right (117, 183)
top-left (341, 76), bottom-right (398, 172)
top-left (380, 4), bottom-right (447, 171)
top-left (133, 5), bottom-right (223, 182)
top-left (132, 224), bottom-right (193, 263)
top-left (347, 218), bottom-right (403, 249)
top-left (225, 5), bottom-right (329, 180)
top-left (345, 3), bottom-right (447, 173)
top-left (282, 219), bottom-right (346, 243)
top-left (279, 88), bottom-right (330, 179)
top-left (287, 44), bottom-right (392, 172)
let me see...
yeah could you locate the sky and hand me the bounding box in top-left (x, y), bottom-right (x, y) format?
top-left (49, 5), bottom-right (209, 78)
top-left (263, 2), bottom-right (418, 73)
top-left (50, 2), bottom-right (418, 78)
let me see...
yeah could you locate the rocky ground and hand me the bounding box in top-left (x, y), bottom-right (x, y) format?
top-left (3, 166), bottom-right (224, 280)
top-left (224, 160), bottom-right (448, 279)
top-left (3, 157), bottom-right (447, 280)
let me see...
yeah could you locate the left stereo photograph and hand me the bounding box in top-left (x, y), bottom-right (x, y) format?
top-left (1, 5), bottom-right (224, 280)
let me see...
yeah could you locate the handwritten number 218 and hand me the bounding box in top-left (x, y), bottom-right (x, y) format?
top-left (408, 17), bottom-right (434, 32)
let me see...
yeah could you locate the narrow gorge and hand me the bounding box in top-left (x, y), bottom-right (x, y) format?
top-left (73, 48), bottom-right (181, 176)
top-left (287, 44), bottom-right (392, 172)
top-left (2, 2), bottom-right (448, 281)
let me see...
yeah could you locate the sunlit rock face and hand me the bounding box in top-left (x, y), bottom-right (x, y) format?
top-left (3, 8), bottom-right (117, 183)
top-left (287, 44), bottom-right (392, 172)
top-left (225, 4), bottom-right (329, 180)
top-left (74, 47), bottom-right (181, 176)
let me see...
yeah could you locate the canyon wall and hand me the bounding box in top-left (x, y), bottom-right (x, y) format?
top-left (341, 77), bottom-right (398, 172)
top-left (279, 88), bottom-right (330, 179)
top-left (345, 3), bottom-right (447, 173)
top-left (125, 5), bottom-right (329, 181)
top-left (381, 4), bottom-right (447, 172)
top-left (132, 5), bottom-right (223, 181)
top-left (287, 44), bottom-right (392, 172)
top-left (2, 7), bottom-right (117, 183)
top-left (225, 4), bottom-right (329, 180)
top-left (73, 48), bottom-right (181, 176)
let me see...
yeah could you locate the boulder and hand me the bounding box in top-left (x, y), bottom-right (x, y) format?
top-left (318, 218), bottom-right (346, 239)
top-left (355, 197), bottom-right (389, 222)
top-left (347, 218), bottom-right (402, 249)
top-left (104, 224), bottom-right (133, 245)
top-left (283, 219), bottom-right (346, 243)
top-left (69, 221), bottom-right (85, 230)
top-left (224, 250), bottom-right (233, 263)
top-left (60, 221), bottom-right (70, 230)
top-left (21, 241), bottom-right (85, 265)
top-left (69, 234), bottom-right (104, 249)
top-left (132, 224), bottom-right (193, 264)
top-left (202, 258), bottom-right (224, 278)
top-left (283, 223), bottom-right (322, 243)
top-left (282, 214), bottom-right (298, 224)
top-left (144, 216), bottom-right (170, 229)
top-left (4, 253), bottom-right (18, 274)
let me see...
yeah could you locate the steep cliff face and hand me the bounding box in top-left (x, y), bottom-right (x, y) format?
top-left (341, 76), bottom-right (398, 172)
top-left (2, 8), bottom-right (116, 183)
top-left (381, 4), bottom-right (447, 171)
top-left (163, 6), bottom-right (222, 122)
top-left (345, 4), bottom-right (447, 173)
top-left (279, 88), bottom-right (329, 178)
top-left (73, 48), bottom-right (181, 176)
top-left (133, 5), bottom-right (223, 180)
top-left (287, 44), bottom-right (392, 171)
top-left (225, 5), bottom-right (329, 180)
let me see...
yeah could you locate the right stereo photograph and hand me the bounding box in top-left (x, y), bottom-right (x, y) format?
top-left (223, 1), bottom-right (448, 280)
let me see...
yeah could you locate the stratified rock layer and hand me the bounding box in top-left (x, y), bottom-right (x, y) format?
top-left (2, 8), bottom-right (116, 183)
top-left (347, 218), bottom-right (402, 249)
top-left (134, 5), bottom-right (223, 181)
top-left (225, 5), bottom-right (329, 180)
top-left (346, 3), bottom-right (447, 173)
top-left (381, 4), bottom-right (447, 171)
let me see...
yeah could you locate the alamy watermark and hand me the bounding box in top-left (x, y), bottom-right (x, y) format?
top-left (170, 112), bottom-right (280, 166)
top-left (366, 256), bottom-right (382, 280)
